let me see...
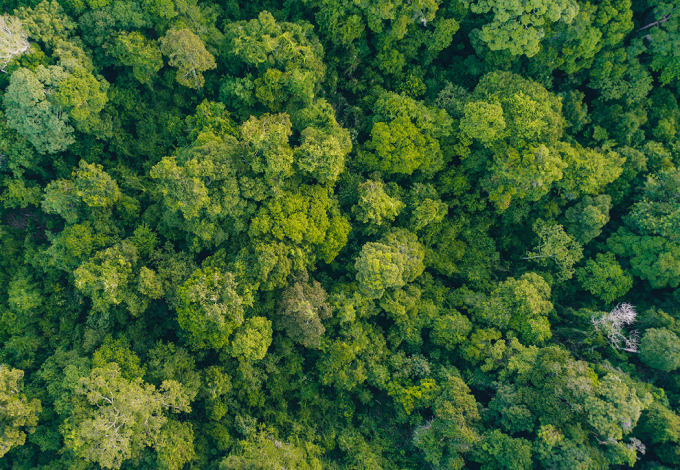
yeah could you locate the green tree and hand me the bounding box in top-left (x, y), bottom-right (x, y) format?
top-left (431, 310), bottom-right (473, 350)
top-left (351, 179), bottom-right (405, 230)
top-left (362, 115), bottom-right (441, 175)
top-left (607, 227), bottom-right (680, 288)
top-left (220, 428), bottom-right (323, 470)
top-left (584, 373), bottom-right (652, 441)
top-left (0, 365), bottom-right (41, 458)
top-left (92, 335), bottom-right (146, 381)
top-left (73, 241), bottom-right (143, 315)
top-left (109, 31), bottom-right (163, 84)
top-left (459, 101), bottom-right (506, 144)
top-left (14, 1), bottom-right (76, 47)
top-left (564, 195), bottom-right (612, 244)
top-left (52, 65), bottom-right (109, 135)
top-left (355, 229), bottom-right (425, 299)
top-left (277, 271), bottom-right (332, 348)
top-left (222, 11), bottom-right (326, 113)
top-left (633, 0), bottom-right (680, 84)
top-left (150, 156), bottom-right (210, 221)
top-left (159, 28), bottom-right (216, 89)
top-left (576, 253), bottom-right (633, 303)
top-left (640, 328), bottom-right (680, 372)
top-left (295, 124), bottom-right (352, 183)
top-left (176, 267), bottom-right (245, 349)
top-left (67, 363), bottom-right (191, 470)
top-left (3, 66), bottom-right (74, 153)
top-left (155, 420), bottom-right (195, 470)
top-left (465, 0), bottom-right (579, 57)
top-left (472, 429), bottom-right (533, 470)
top-left (525, 219), bottom-right (584, 281)
top-left (626, 167), bottom-right (680, 242)
top-left (228, 317), bottom-right (273, 361)
top-left (413, 374), bottom-right (480, 470)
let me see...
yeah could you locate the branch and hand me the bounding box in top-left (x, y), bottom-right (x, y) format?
top-left (637, 9), bottom-right (675, 32)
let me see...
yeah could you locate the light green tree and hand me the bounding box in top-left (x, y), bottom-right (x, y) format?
top-left (352, 179), bottom-right (405, 230)
top-left (525, 219), bottom-right (584, 281)
top-left (459, 101), bottom-right (506, 144)
top-left (465, 0), bottom-right (579, 57)
top-left (355, 229), bottom-right (425, 299)
top-left (584, 373), bottom-right (652, 441)
top-left (362, 115), bottom-right (441, 175)
top-left (227, 317), bottom-right (273, 361)
top-left (73, 241), bottom-right (140, 314)
top-left (159, 28), bottom-right (216, 89)
top-left (412, 375), bottom-right (480, 470)
top-left (176, 267), bottom-right (245, 349)
top-left (3, 66), bottom-right (74, 154)
top-left (110, 32), bottom-right (163, 84)
top-left (0, 365), bottom-right (41, 458)
top-left (67, 363), bottom-right (192, 470)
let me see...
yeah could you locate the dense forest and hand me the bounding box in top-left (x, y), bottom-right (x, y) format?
top-left (1, 0), bottom-right (680, 468)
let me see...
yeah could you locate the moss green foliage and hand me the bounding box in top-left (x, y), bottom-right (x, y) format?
top-left (1, 1), bottom-right (680, 469)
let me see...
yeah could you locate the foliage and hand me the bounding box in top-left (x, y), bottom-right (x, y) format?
top-left (0, 2), bottom-right (678, 469)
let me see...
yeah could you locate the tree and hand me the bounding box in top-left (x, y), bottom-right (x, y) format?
top-left (482, 144), bottom-right (566, 211)
top-left (52, 66), bottom-right (109, 135)
top-left (431, 310), bottom-right (472, 350)
top-left (67, 363), bottom-right (191, 470)
top-left (525, 219), bottom-right (584, 281)
top-left (0, 16), bottom-right (30, 72)
top-left (220, 429), bottom-right (323, 470)
top-left (222, 12), bottom-right (326, 113)
top-left (72, 160), bottom-right (121, 209)
top-left (464, 0), bottom-right (579, 57)
top-left (228, 317), bottom-right (273, 361)
top-left (0, 365), bottom-right (41, 458)
top-left (150, 156), bottom-right (210, 221)
top-left (110, 32), bottom-right (163, 84)
top-left (564, 195), bottom-right (612, 244)
top-left (295, 124), bottom-right (352, 183)
top-left (412, 374), bottom-right (480, 470)
top-left (576, 253), bottom-right (633, 303)
top-left (277, 271), bottom-right (332, 348)
top-left (640, 328), bottom-right (680, 372)
top-left (92, 336), bottom-right (146, 381)
top-left (499, 273), bottom-right (553, 345)
top-left (633, 0), bottom-right (680, 84)
top-left (3, 66), bottom-right (74, 153)
top-left (13, 0), bottom-right (76, 47)
top-left (73, 242), bottom-right (141, 315)
top-left (355, 229), bottom-right (425, 299)
top-left (176, 267), bottom-right (245, 349)
top-left (240, 113), bottom-right (294, 185)
top-left (607, 227), bottom-right (680, 289)
top-left (625, 167), bottom-right (680, 242)
top-left (591, 303), bottom-right (640, 352)
top-left (351, 179), bottom-right (404, 230)
top-left (159, 28), bottom-right (216, 89)
top-left (155, 420), bottom-right (195, 470)
top-left (471, 430), bottom-right (533, 470)
top-left (362, 115), bottom-right (441, 175)
top-left (459, 101), bottom-right (506, 144)
top-left (584, 373), bottom-right (652, 441)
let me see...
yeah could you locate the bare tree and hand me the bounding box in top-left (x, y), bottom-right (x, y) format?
top-left (591, 303), bottom-right (640, 353)
top-left (0, 16), bottom-right (30, 73)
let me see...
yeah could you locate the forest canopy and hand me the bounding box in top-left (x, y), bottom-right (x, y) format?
top-left (1, 0), bottom-right (680, 469)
